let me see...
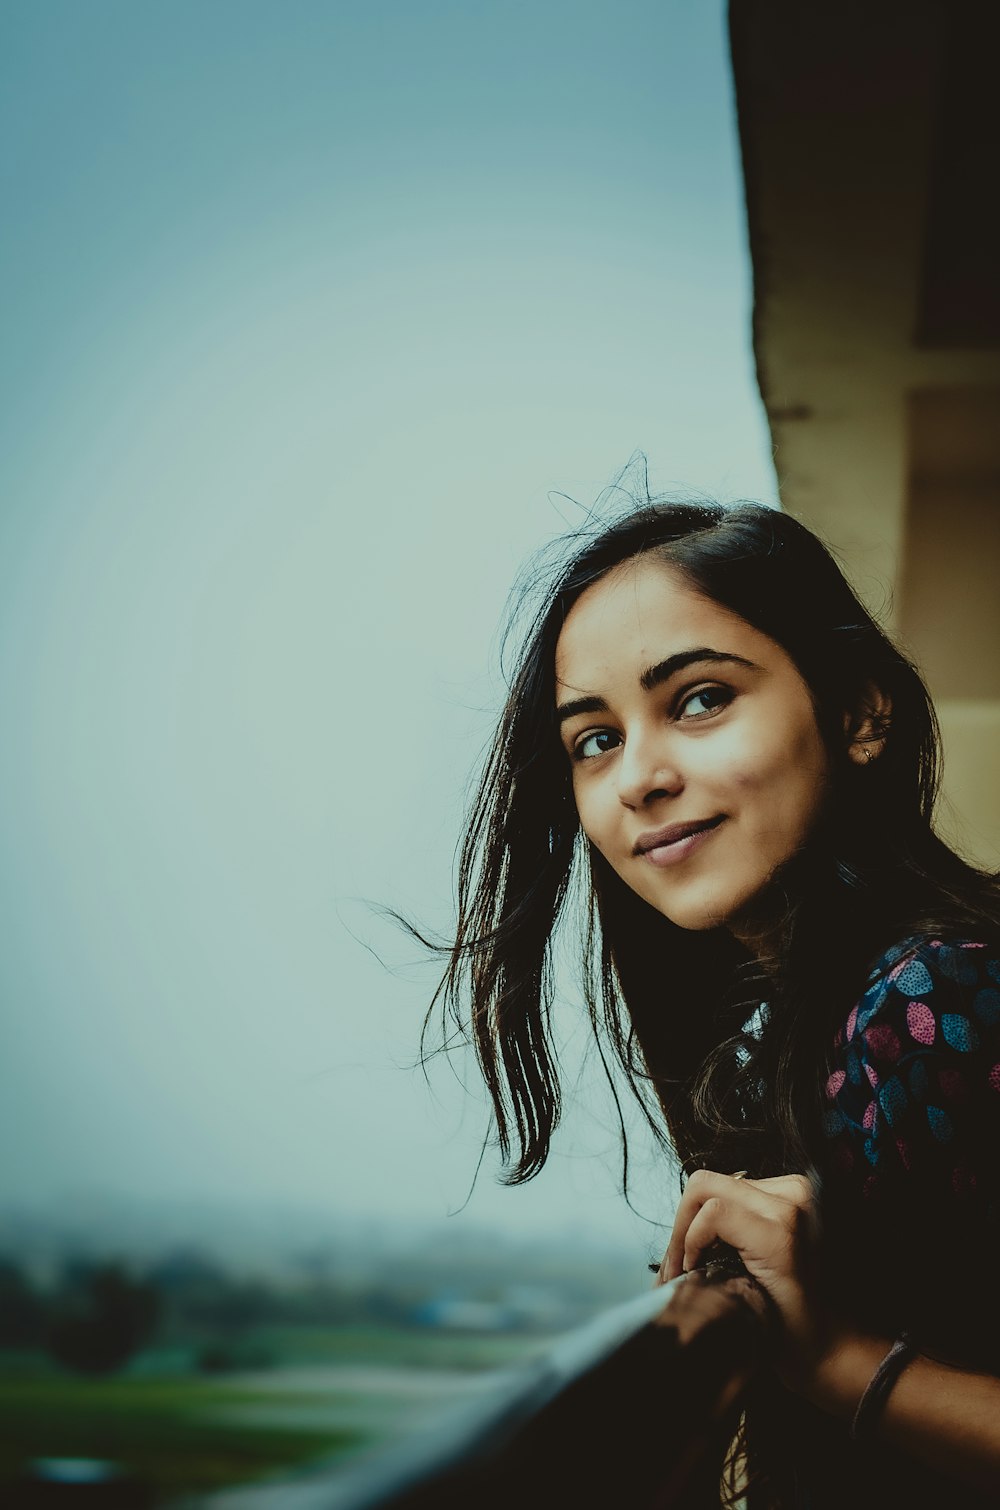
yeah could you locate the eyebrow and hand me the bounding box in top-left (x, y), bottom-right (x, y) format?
top-left (555, 648), bottom-right (758, 726)
top-left (640, 647), bottom-right (757, 691)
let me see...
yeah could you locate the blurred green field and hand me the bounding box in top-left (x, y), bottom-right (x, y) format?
top-left (0, 1374), bottom-right (361, 1498)
top-left (248, 1323), bottom-right (548, 1369)
top-left (0, 1326), bottom-right (549, 1502)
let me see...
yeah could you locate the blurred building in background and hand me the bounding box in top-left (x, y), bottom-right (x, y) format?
top-left (731, 0), bottom-right (1000, 866)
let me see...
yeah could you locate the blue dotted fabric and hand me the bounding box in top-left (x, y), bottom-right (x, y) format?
top-left (823, 939), bottom-right (1000, 1205)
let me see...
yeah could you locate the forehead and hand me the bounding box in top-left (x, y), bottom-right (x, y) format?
top-left (555, 555), bottom-right (776, 690)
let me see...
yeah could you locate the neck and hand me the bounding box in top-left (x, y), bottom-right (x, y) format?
top-left (727, 898), bottom-right (789, 965)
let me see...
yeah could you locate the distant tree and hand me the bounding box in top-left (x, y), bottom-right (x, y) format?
top-left (148, 1248), bottom-right (279, 1332)
top-left (0, 1258), bottom-right (45, 1347)
top-left (47, 1263), bottom-right (159, 1375)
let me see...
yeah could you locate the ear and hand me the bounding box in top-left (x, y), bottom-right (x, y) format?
top-left (843, 682), bottom-right (892, 766)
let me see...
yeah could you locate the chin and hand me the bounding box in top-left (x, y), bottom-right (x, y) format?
top-left (646, 878), bottom-right (767, 935)
top-left (649, 896), bottom-right (741, 933)
top-left (674, 914), bottom-right (736, 934)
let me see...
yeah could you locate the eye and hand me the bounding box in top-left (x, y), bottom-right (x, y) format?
top-left (676, 684), bottom-right (733, 720)
top-left (573, 728), bottom-right (622, 761)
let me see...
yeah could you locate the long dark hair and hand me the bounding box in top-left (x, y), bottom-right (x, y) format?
top-left (427, 495), bottom-right (999, 1191)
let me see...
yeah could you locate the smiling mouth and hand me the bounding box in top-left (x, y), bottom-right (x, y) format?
top-left (633, 816), bottom-right (725, 857)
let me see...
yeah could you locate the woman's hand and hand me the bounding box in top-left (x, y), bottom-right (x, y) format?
top-left (656, 1169), bottom-right (837, 1393)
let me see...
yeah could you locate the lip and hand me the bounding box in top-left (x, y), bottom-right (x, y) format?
top-left (633, 816), bottom-right (724, 861)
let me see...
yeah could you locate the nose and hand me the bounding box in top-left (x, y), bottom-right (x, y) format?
top-left (615, 729), bottom-right (683, 809)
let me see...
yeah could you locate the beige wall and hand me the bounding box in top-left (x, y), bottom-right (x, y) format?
top-left (898, 388), bottom-right (1000, 864)
top-left (731, 1), bottom-right (1000, 867)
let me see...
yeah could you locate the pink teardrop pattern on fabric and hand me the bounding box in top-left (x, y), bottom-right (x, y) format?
top-left (865, 1061), bottom-right (879, 1090)
top-left (988, 1063), bottom-right (1000, 1094)
top-left (895, 1139), bottom-right (912, 1171)
top-left (862, 1098), bottom-right (876, 1130)
top-left (825, 1069), bottom-right (846, 1099)
top-left (906, 1001), bottom-right (936, 1045)
top-left (865, 1023), bottom-right (901, 1064)
top-left (845, 1004), bottom-right (859, 1042)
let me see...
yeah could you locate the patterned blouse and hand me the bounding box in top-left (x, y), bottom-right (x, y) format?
top-left (779, 938), bottom-right (1000, 1508)
top-left (823, 938), bottom-right (1000, 1213)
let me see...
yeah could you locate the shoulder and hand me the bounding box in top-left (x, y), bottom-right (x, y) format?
top-left (836, 936), bottom-right (1000, 1058)
top-left (825, 936), bottom-right (1000, 1197)
top-left (823, 937), bottom-right (1000, 1364)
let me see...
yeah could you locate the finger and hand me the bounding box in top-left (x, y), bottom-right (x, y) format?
top-left (680, 1197), bottom-right (778, 1276)
top-left (664, 1169), bottom-right (806, 1278)
top-left (664, 1170), bottom-right (770, 1279)
top-left (746, 1174), bottom-right (813, 1206)
top-left (663, 1170), bottom-right (728, 1278)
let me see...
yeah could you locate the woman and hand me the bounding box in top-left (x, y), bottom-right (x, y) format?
top-left (428, 497), bottom-right (1000, 1504)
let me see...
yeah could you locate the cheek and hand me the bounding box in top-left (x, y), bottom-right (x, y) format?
top-left (786, 720), bottom-right (831, 794)
top-left (702, 735), bottom-right (781, 795)
top-left (722, 726), bottom-right (829, 825)
top-left (743, 715), bottom-right (826, 780)
top-left (574, 785), bottom-right (630, 870)
top-left (571, 782), bottom-right (605, 848)
top-left (761, 731), bottom-right (830, 837)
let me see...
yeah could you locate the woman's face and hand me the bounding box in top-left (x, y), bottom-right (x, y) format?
top-left (554, 554), bottom-right (831, 937)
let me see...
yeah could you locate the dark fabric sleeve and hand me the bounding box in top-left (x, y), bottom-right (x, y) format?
top-left (821, 938), bottom-right (1000, 1363)
top-left (825, 939), bottom-right (1000, 1203)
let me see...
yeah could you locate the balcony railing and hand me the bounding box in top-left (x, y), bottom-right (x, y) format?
top-left (182, 1265), bottom-right (772, 1510)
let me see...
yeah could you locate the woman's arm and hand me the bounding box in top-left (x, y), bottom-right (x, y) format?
top-left (660, 1170), bottom-right (1000, 1496)
top-left (809, 1325), bottom-right (1000, 1495)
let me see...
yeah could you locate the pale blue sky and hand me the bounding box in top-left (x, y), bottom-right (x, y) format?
top-left (1, 1), bottom-right (776, 1250)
